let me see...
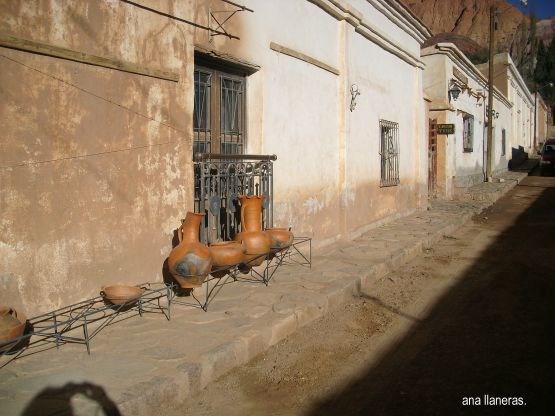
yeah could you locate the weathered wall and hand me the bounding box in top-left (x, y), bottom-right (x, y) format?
top-left (492, 93), bottom-right (512, 173)
top-left (0, 0), bottom-right (196, 315)
top-left (535, 93), bottom-right (549, 149)
top-left (344, 25), bottom-right (425, 235)
top-left (422, 43), bottom-right (513, 198)
top-left (477, 53), bottom-right (534, 153)
top-left (191, 0), bottom-right (429, 244)
top-left (1, 0), bottom-right (429, 315)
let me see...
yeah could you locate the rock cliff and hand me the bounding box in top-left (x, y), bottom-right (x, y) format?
top-left (401, 0), bottom-right (553, 64)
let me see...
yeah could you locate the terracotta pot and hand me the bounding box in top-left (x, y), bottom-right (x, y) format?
top-left (209, 241), bottom-right (245, 268)
top-left (209, 241), bottom-right (245, 278)
top-left (0, 307), bottom-right (27, 353)
top-left (234, 195), bottom-right (271, 266)
top-left (168, 212), bottom-right (212, 288)
top-left (265, 227), bottom-right (294, 249)
top-left (101, 285), bottom-right (145, 306)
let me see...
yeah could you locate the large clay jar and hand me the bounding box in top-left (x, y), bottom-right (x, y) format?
top-left (265, 227), bottom-right (294, 250)
top-left (168, 212), bottom-right (212, 288)
top-left (209, 241), bottom-right (246, 278)
top-left (234, 195), bottom-right (272, 266)
top-left (0, 307), bottom-right (27, 353)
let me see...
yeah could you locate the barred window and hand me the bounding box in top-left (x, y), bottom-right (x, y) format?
top-left (379, 120), bottom-right (400, 187)
top-left (501, 128), bottom-right (506, 156)
top-left (463, 114), bottom-right (474, 152)
top-left (194, 65), bottom-right (245, 155)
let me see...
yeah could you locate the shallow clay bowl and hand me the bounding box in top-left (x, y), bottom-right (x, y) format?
top-left (101, 285), bottom-right (145, 305)
top-left (0, 307), bottom-right (27, 353)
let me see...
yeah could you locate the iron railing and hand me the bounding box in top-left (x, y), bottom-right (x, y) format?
top-left (193, 153), bottom-right (275, 244)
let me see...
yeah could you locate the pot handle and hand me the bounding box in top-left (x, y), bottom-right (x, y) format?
top-left (240, 206), bottom-right (245, 232)
top-left (3, 307), bottom-right (17, 319)
top-left (178, 220), bottom-right (184, 243)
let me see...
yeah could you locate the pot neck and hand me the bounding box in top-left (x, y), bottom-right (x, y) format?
top-left (180, 212), bottom-right (204, 243)
top-left (239, 195), bottom-right (264, 232)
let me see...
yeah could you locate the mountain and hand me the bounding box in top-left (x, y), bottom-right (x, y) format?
top-left (401, 0), bottom-right (554, 69)
top-left (537, 17), bottom-right (555, 45)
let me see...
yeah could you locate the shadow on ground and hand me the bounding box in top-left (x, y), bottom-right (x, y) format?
top-left (21, 381), bottom-right (121, 416)
top-left (308, 177), bottom-right (555, 416)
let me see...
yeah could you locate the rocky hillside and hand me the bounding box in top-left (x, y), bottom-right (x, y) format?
top-left (401, 0), bottom-right (553, 67)
top-left (537, 17), bottom-right (555, 45)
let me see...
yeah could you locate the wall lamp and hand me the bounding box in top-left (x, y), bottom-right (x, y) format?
top-left (485, 106), bottom-right (499, 119)
top-left (448, 85), bottom-right (462, 102)
top-left (350, 84), bottom-right (360, 112)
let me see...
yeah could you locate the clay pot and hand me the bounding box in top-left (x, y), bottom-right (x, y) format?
top-left (0, 307), bottom-right (27, 353)
top-left (101, 285), bottom-right (145, 305)
top-left (168, 212), bottom-right (212, 288)
top-left (209, 241), bottom-right (245, 268)
top-left (234, 195), bottom-right (271, 266)
top-left (209, 241), bottom-right (246, 278)
top-left (265, 227), bottom-right (294, 249)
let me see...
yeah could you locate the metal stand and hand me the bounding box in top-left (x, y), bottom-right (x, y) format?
top-left (0, 282), bottom-right (174, 366)
top-left (171, 265), bottom-right (242, 312)
top-left (243, 236), bottom-right (312, 285)
top-left (171, 237), bottom-right (312, 311)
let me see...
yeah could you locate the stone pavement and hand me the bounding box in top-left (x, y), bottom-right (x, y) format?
top-left (0, 171), bottom-right (528, 416)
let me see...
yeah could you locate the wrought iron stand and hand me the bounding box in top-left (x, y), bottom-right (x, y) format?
top-left (0, 282), bottom-right (174, 366)
top-left (172, 237), bottom-right (312, 311)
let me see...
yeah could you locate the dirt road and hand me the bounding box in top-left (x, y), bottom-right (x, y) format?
top-left (164, 171), bottom-right (555, 416)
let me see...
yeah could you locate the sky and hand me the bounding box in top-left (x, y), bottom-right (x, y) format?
top-left (507, 0), bottom-right (555, 19)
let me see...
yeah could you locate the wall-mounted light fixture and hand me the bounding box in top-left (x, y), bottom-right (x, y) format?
top-left (448, 84), bottom-right (462, 102)
top-left (350, 84), bottom-right (360, 112)
top-left (485, 106), bottom-right (499, 119)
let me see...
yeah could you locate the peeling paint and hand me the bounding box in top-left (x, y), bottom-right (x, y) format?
top-left (302, 197), bottom-right (325, 215)
top-left (50, 0), bottom-right (67, 42)
top-left (341, 189), bottom-right (356, 207)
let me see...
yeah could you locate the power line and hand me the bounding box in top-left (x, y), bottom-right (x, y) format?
top-left (0, 53), bottom-right (190, 169)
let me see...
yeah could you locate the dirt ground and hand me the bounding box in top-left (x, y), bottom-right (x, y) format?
top-left (163, 170), bottom-right (555, 416)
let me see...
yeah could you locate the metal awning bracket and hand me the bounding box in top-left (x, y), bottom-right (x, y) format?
top-left (209, 0), bottom-right (254, 43)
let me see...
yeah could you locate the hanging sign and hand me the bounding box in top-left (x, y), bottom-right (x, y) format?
top-left (437, 124), bottom-right (455, 135)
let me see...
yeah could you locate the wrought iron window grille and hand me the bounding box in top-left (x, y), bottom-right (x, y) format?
top-left (194, 66), bottom-right (246, 156)
top-left (379, 120), bottom-right (400, 187)
top-left (193, 153), bottom-right (276, 244)
top-left (463, 114), bottom-right (474, 152)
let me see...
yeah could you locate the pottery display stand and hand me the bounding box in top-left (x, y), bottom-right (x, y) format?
top-left (0, 282), bottom-right (174, 367)
top-left (171, 237), bottom-right (312, 312)
top-left (238, 236), bottom-right (312, 285)
top-left (171, 263), bottom-right (243, 312)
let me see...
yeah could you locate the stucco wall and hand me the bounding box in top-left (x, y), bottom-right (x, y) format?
top-left (344, 28), bottom-right (424, 234)
top-left (422, 43), bottom-right (513, 198)
top-left (492, 95), bottom-right (512, 173)
top-left (1, 0), bottom-right (429, 315)
top-left (1, 0), bottom-right (195, 315)
top-left (200, 0), bottom-right (428, 243)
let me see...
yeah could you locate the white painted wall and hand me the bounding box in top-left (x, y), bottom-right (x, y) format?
top-left (422, 43), bottom-right (512, 198)
top-left (219, 0), bottom-right (430, 243)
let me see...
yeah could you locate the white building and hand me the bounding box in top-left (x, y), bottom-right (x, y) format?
top-left (477, 52), bottom-right (535, 156)
top-left (422, 43), bottom-right (512, 199)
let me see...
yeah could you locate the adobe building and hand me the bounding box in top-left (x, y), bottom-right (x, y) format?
top-left (421, 43), bottom-right (512, 199)
top-left (476, 52), bottom-right (535, 155)
top-left (1, 0), bottom-right (431, 315)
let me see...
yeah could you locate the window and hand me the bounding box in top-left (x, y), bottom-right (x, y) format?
top-left (194, 65), bottom-right (245, 154)
top-left (379, 120), bottom-right (400, 187)
top-left (463, 114), bottom-right (474, 152)
top-left (501, 129), bottom-right (506, 156)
